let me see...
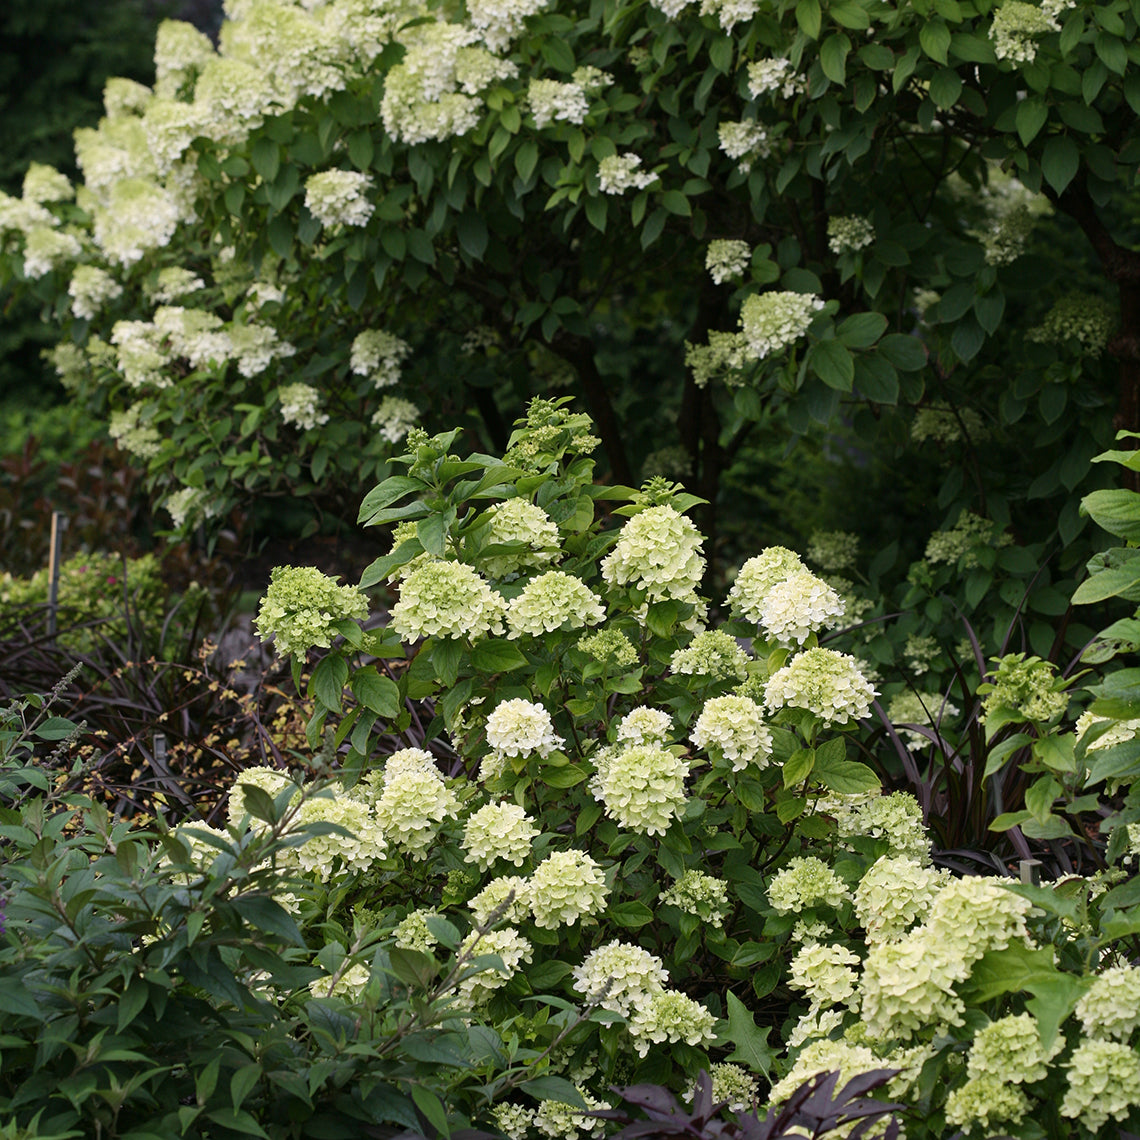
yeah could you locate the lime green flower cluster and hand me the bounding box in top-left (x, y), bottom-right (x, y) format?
top-left (979, 653), bottom-right (1069, 725)
top-left (254, 564), bottom-right (368, 658)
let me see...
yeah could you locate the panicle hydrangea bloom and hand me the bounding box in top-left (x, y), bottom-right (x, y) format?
top-left (69, 266), bottom-right (123, 320)
top-left (578, 627), bottom-right (638, 669)
top-left (628, 989), bottom-right (717, 1057)
top-left (1075, 965), bottom-right (1140, 1040)
top-left (925, 510), bottom-right (1012, 568)
top-left (195, 56), bottom-right (278, 137)
top-left (485, 698), bottom-right (564, 758)
top-left (768, 1039), bottom-right (882, 1105)
top-left (739, 291), bottom-right (825, 359)
top-left (528, 849), bottom-right (609, 928)
top-left (22, 228), bottom-right (82, 278)
top-left (140, 97), bottom-right (210, 173)
top-left (705, 239), bottom-right (751, 285)
top-left (154, 19), bottom-right (216, 98)
top-left (482, 498), bottom-right (561, 578)
top-left (390, 560), bottom-right (508, 640)
top-left (457, 927), bottom-right (533, 1003)
top-left (670, 630), bottom-right (750, 681)
top-left (615, 706), bottom-right (673, 746)
top-left (304, 170), bottom-right (374, 228)
top-left (827, 216), bottom-right (875, 255)
top-left (492, 1103), bottom-right (535, 1140)
top-left (706, 1064), bottom-right (759, 1113)
top-left (468, 875), bottom-right (531, 925)
top-left (463, 803), bottom-right (539, 870)
top-left (372, 395), bottom-right (419, 444)
top-left (394, 908), bottom-right (440, 951)
top-left (152, 267), bottom-right (205, 302)
top-left (747, 58), bottom-right (805, 99)
top-left (1028, 292), bottom-right (1116, 356)
top-left (980, 653), bottom-right (1068, 725)
top-left (990, 0), bottom-right (1062, 63)
top-left (698, 0), bottom-right (759, 31)
top-left (92, 178), bottom-right (180, 266)
top-left (967, 1013), bottom-right (1059, 1083)
top-left (350, 329), bottom-right (412, 387)
top-left (528, 78), bottom-right (589, 128)
top-left (839, 792), bottom-right (931, 862)
top-left (309, 962), bottom-right (371, 1001)
top-left (767, 856), bottom-right (849, 913)
top-left (229, 324), bottom-right (295, 378)
top-left (571, 939), bottom-right (668, 1015)
top-left (788, 941), bottom-right (861, 1007)
top-left (22, 163), bottom-right (75, 203)
top-left (374, 752), bottom-right (459, 859)
top-left (765, 647), bottom-right (877, 724)
top-left (887, 691), bottom-right (960, 747)
top-left (1060, 1038), bottom-right (1140, 1132)
top-left (103, 77), bottom-right (153, 118)
top-left (927, 877), bottom-right (1034, 956)
top-left (245, 280), bottom-right (286, 310)
top-left (807, 530), bottom-right (860, 572)
top-left (277, 382), bottom-right (328, 431)
top-left (164, 822), bottom-right (231, 876)
top-left (506, 571), bottom-right (604, 637)
top-left (944, 1075), bottom-right (1030, 1133)
top-left (593, 744), bottom-right (690, 835)
top-left (661, 870), bottom-right (730, 928)
top-left (717, 120), bottom-right (769, 173)
top-left (466, 0), bottom-right (552, 51)
top-left (110, 320), bottom-right (169, 389)
top-left (727, 547), bottom-right (805, 621)
top-left (0, 192), bottom-right (55, 235)
top-left (758, 569), bottom-right (845, 646)
top-left (691, 695), bottom-right (772, 771)
top-left (108, 403), bottom-right (162, 458)
top-left (854, 856), bottom-right (948, 941)
top-left (684, 330), bottom-right (751, 387)
top-left (293, 794), bottom-right (387, 873)
top-left (254, 564), bottom-right (368, 658)
top-left (597, 153), bottom-right (658, 194)
top-left (153, 306), bottom-right (232, 368)
top-left (533, 1087), bottom-right (609, 1140)
top-left (601, 505), bottom-right (705, 601)
top-left (164, 485), bottom-right (218, 530)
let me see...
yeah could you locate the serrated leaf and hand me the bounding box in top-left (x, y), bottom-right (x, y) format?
top-left (721, 991), bottom-right (774, 1076)
top-left (310, 655), bottom-right (349, 714)
top-left (808, 340), bottom-right (855, 392)
top-left (1041, 135), bottom-right (1080, 195)
top-left (351, 666), bottom-right (401, 718)
top-left (469, 639), bottom-right (527, 673)
top-left (1016, 98), bottom-right (1048, 146)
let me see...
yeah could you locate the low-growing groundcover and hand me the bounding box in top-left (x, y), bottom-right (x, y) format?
top-left (2, 402), bottom-right (1140, 1140)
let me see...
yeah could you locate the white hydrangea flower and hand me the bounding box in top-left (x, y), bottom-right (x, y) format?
top-left (661, 870), bottom-right (730, 927)
top-left (717, 120), bottom-right (769, 173)
top-left (758, 570), bottom-right (845, 646)
top-left (597, 153), bottom-right (658, 195)
top-left (294, 793), bottom-right (388, 873)
top-left (670, 630), bottom-right (750, 681)
top-left (154, 19), bottom-right (216, 99)
top-left (468, 875), bottom-right (531, 925)
top-left (528, 849), bottom-right (609, 928)
top-left (827, 215), bottom-right (875, 255)
top-left (739, 291), bottom-right (825, 359)
top-left (727, 547), bottom-right (806, 622)
top-left (699, 0), bottom-right (759, 32)
top-left (507, 570), bottom-right (605, 637)
top-left (91, 178), bottom-right (180, 266)
top-left (151, 267), bottom-right (205, 302)
top-left (22, 227), bottom-right (82, 278)
top-left (705, 239), bottom-right (751, 285)
top-left (309, 962), bottom-right (371, 1001)
top-left (572, 939), bottom-right (669, 1015)
top-left (164, 485), bottom-right (217, 530)
top-left (628, 989), bottom-right (717, 1056)
top-left (110, 320), bottom-right (169, 389)
top-left (1060, 1038), bottom-right (1140, 1133)
top-left (485, 698), bottom-right (564, 758)
top-left (601, 505), bottom-right (705, 601)
top-left (492, 1103), bottom-right (535, 1140)
top-left (837, 792), bottom-right (931, 862)
top-left (304, 170), bottom-right (374, 228)
top-left (786, 1006), bottom-right (846, 1050)
top-left (69, 266), bottom-right (123, 320)
top-left (1075, 965), bottom-right (1140, 1040)
top-left (254, 564), bottom-right (368, 658)
top-left (372, 749), bottom-right (459, 858)
top-left (990, 0), bottom-right (1064, 64)
top-left (457, 927), bottom-right (533, 1002)
top-left (153, 305), bottom-right (232, 369)
top-left (533, 1087), bottom-right (609, 1140)
top-left (615, 707), bottom-right (673, 746)
top-left (277, 382), bottom-right (328, 431)
top-left (854, 856), bottom-right (948, 941)
top-left (769, 1038), bottom-right (882, 1104)
top-left (390, 560), bottom-right (508, 641)
top-left (944, 1074), bottom-right (1029, 1133)
top-left (350, 329), bottom-right (412, 387)
top-left (691, 695), bottom-right (772, 771)
top-left (482, 498), bottom-right (562, 578)
top-left (108, 403), bottom-right (162, 459)
top-left (705, 1063), bottom-right (759, 1113)
top-left (22, 162), bottom-right (75, 203)
top-left (764, 647), bottom-right (877, 725)
top-left (967, 1013), bottom-right (1060, 1084)
top-left (103, 77), bottom-right (153, 119)
top-left (787, 941), bottom-right (861, 1007)
top-left (230, 324), bottom-right (295, 378)
top-left (593, 743), bottom-right (690, 836)
top-left (768, 856), bottom-right (849, 914)
top-left (463, 803), bottom-right (539, 870)
top-left (527, 78), bottom-right (589, 128)
top-left (394, 908), bottom-right (440, 951)
top-left (467, 0), bottom-right (552, 51)
top-left (747, 58), bottom-right (805, 100)
top-left (372, 396), bottom-right (419, 444)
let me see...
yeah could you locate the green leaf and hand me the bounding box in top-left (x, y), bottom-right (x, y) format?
top-left (811, 754), bottom-right (880, 794)
top-left (411, 1086), bottom-right (451, 1138)
top-left (267, 215), bottom-right (292, 259)
top-left (431, 638), bottom-right (463, 688)
top-left (1016, 98), bottom-right (1048, 146)
top-left (231, 1064), bottom-right (262, 1111)
top-left (310, 655), bottom-right (349, 714)
top-left (1072, 564), bottom-right (1140, 604)
top-left (782, 747), bottom-right (815, 788)
top-left (1095, 31), bottom-right (1127, 74)
top-left (417, 512), bottom-right (448, 556)
top-left (878, 333), bottom-right (926, 371)
top-left (204, 1109), bottom-right (270, 1138)
top-left (808, 340), bottom-right (855, 392)
top-left (608, 901), bottom-right (655, 927)
top-left (516, 140), bottom-right (539, 183)
top-left (351, 666), bottom-right (401, 718)
top-left (820, 33), bottom-right (851, 84)
top-left (660, 189), bottom-right (691, 217)
top-left (358, 475), bottom-right (427, 523)
top-left (1041, 135), bottom-right (1080, 195)
top-left (837, 312), bottom-right (887, 349)
top-left (961, 942), bottom-right (1058, 1003)
top-left (721, 991), bottom-right (774, 1076)
top-left (795, 0), bottom-right (821, 39)
top-left (521, 1077), bottom-right (589, 1109)
top-left (854, 354), bottom-right (899, 404)
top-left (919, 19), bottom-right (951, 64)
top-left (469, 639), bottom-right (527, 673)
top-left (457, 211), bottom-right (488, 260)
top-left (251, 138), bottom-right (281, 183)
top-left (1082, 489), bottom-right (1140, 540)
top-left (928, 67), bottom-right (962, 110)
top-left (543, 763), bottom-right (589, 788)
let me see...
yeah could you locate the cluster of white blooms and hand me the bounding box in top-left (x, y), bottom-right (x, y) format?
top-left (670, 630), bottom-right (750, 681)
top-left (827, 215), bottom-right (875, 255)
top-left (758, 570), bottom-right (845, 646)
top-left (615, 706), bottom-right (673, 746)
top-left (968, 1014), bottom-right (1059, 1084)
top-left (92, 179), bottom-right (181, 267)
top-left (482, 498), bottom-right (562, 578)
top-left (925, 510), bottom-right (1012, 568)
top-left (373, 749), bottom-right (459, 858)
top-left (468, 875), bottom-right (531, 925)
top-left (854, 855), bottom-right (948, 941)
top-left (768, 1038), bottom-right (883, 1105)
top-left (767, 855), bottom-right (849, 913)
top-left (151, 267), bottom-right (205, 302)
top-left (601, 505), bottom-right (705, 601)
top-left (706, 1064), bottom-right (759, 1113)
top-left (304, 170), bottom-right (374, 228)
top-left (254, 563), bottom-right (369, 659)
top-left (628, 989), bottom-right (717, 1057)
top-left (350, 329), bottom-right (412, 387)
top-left (528, 849), bottom-right (609, 928)
top-left (277, 382), bottom-right (329, 431)
top-left (727, 547), bottom-right (805, 621)
top-left (309, 962), bottom-right (371, 1002)
top-left (746, 58), bottom-right (805, 99)
top-left (571, 940), bottom-right (668, 1014)
top-left (910, 403), bottom-right (988, 444)
top-left (578, 627), bottom-right (638, 669)
top-left (806, 530), bottom-right (859, 572)
top-left (981, 653), bottom-right (1068, 725)
top-left (1078, 712), bottom-right (1140, 756)
top-left (294, 793), bottom-right (387, 873)
top-left (391, 560), bottom-right (508, 640)
top-left (23, 163), bottom-right (75, 204)
top-left (394, 908), bottom-right (440, 951)
top-left (989, 0), bottom-right (1062, 63)
top-left (463, 802), bottom-right (538, 870)
top-left (528, 78), bottom-right (590, 128)
top-left (467, 0), bottom-right (552, 51)
top-left (103, 77), bottom-right (153, 120)
top-left (110, 320), bottom-right (170, 388)
top-left (1028, 292), bottom-right (1116, 356)
top-left (661, 870), bottom-right (730, 927)
top-left (485, 698), bottom-right (564, 759)
top-left (372, 396), bottom-right (420, 444)
top-left (22, 227), bottom-right (82, 278)
top-left (245, 280), bottom-right (286, 310)
top-left (69, 266), bottom-right (123, 320)
top-left (788, 941), bottom-right (861, 1008)
top-left (901, 635), bottom-right (938, 678)
top-left (164, 821), bottom-right (231, 876)
top-left (153, 18), bottom-right (215, 98)
top-left (491, 1103), bottom-right (534, 1140)
top-left (717, 120), bottom-right (769, 173)
top-left (705, 240), bottom-right (751, 285)
top-left (230, 324), bottom-right (295, 377)
top-left (1060, 1039), bottom-right (1140, 1132)
top-left (765, 647), bottom-right (877, 724)
top-left (533, 1087), bottom-right (609, 1140)
top-left (739, 291), bottom-right (824, 359)
top-left (457, 928), bottom-right (533, 1003)
top-left (1076, 964), bottom-right (1140, 1040)
top-left (597, 153), bottom-right (658, 195)
top-left (691, 695), bottom-right (772, 771)
top-left (164, 485), bottom-right (218, 530)
top-left (153, 305), bottom-right (232, 368)
top-left (684, 330), bottom-right (752, 387)
top-left (108, 403), bottom-right (162, 458)
top-left (836, 791), bottom-right (931, 862)
top-left (0, 192), bottom-right (55, 238)
top-left (592, 743), bottom-right (690, 835)
top-left (944, 1074), bottom-right (1030, 1133)
top-left (697, 0), bottom-right (759, 30)
top-left (227, 765), bottom-right (295, 827)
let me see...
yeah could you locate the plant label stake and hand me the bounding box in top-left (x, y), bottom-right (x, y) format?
top-left (47, 511), bottom-right (67, 638)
